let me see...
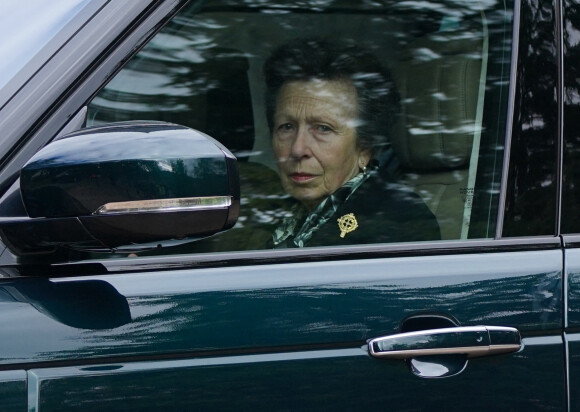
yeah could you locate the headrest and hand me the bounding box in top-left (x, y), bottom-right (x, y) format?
top-left (201, 48), bottom-right (255, 156)
top-left (91, 47), bottom-right (255, 157)
top-left (391, 32), bottom-right (484, 171)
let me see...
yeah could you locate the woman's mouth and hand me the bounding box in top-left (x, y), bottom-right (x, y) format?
top-left (290, 172), bottom-right (316, 183)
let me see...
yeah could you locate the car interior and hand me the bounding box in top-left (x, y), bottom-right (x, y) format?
top-left (85, 0), bottom-right (512, 252)
top-left (392, 12), bottom-right (488, 240)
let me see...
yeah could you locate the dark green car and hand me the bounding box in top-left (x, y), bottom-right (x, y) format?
top-left (1, 0), bottom-right (579, 410)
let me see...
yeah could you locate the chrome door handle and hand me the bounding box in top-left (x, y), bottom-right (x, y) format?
top-left (368, 326), bottom-right (522, 359)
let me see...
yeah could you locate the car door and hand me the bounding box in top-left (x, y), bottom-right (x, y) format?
top-left (0, 0), bottom-right (568, 410)
top-left (562, 0), bottom-right (580, 409)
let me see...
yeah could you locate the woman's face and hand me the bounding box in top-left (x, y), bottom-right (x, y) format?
top-left (272, 79), bottom-right (370, 210)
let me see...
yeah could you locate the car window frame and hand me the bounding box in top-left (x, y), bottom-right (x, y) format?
top-left (0, 0), bottom-right (566, 275)
top-left (0, 0), bottom-right (104, 108)
top-left (0, 0), bottom-right (185, 198)
top-left (499, 0), bottom-right (563, 238)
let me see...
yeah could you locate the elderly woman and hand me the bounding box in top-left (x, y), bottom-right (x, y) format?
top-left (264, 39), bottom-right (441, 248)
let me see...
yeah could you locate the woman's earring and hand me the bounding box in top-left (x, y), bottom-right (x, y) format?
top-left (360, 161), bottom-right (367, 175)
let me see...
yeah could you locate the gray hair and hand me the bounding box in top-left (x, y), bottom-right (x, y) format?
top-left (263, 38), bottom-right (400, 156)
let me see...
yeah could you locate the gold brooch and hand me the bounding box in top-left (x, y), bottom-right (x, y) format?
top-left (337, 213), bottom-right (358, 238)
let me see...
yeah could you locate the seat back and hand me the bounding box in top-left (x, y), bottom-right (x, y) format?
top-left (89, 47), bottom-right (255, 158)
top-left (391, 18), bottom-right (488, 239)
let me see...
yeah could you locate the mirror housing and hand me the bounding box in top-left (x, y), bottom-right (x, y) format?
top-left (0, 121), bottom-right (240, 255)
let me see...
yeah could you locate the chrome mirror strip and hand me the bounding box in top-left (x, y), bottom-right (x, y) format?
top-left (95, 196), bottom-right (232, 215)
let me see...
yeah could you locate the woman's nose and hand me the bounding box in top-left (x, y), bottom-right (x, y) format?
top-left (290, 126), bottom-right (311, 159)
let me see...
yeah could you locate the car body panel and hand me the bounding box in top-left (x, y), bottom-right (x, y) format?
top-left (564, 242), bottom-right (580, 410)
top-left (0, 248), bottom-right (566, 409)
top-left (567, 333), bottom-right (580, 411)
top-left (0, 371), bottom-right (26, 412)
top-left (28, 337), bottom-right (563, 411)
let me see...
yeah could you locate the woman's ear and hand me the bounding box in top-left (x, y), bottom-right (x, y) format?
top-left (359, 149), bottom-right (372, 168)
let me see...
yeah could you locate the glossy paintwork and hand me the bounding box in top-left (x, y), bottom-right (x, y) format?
top-left (27, 338), bottom-right (563, 411)
top-left (0, 249), bottom-right (565, 409)
top-left (0, 279), bottom-right (131, 330)
top-left (565, 248), bottom-right (580, 410)
top-left (0, 250), bottom-right (563, 366)
top-left (21, 122), bottom-right (232, 217)
top-left (566, 248), bottom-right (580, 328)
top-left (0, 122), bottom-right (240, 254)
top-left (566, 334), bottom-right (580, 411)
top-left (0, 371), bottom-right (26, 412)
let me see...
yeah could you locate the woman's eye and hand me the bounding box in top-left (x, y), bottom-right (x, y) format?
top-left (316, 124), bottom-right (333, 133)
top-left (277, 123), bottom-right (294, 132)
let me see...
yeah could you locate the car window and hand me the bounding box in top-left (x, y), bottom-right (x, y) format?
top-left (563, 0), bottom-right (580, 234)
top-left (85, 0), bottom-right (513, 254)
top-left (501, 0), bottom-right (559, 238)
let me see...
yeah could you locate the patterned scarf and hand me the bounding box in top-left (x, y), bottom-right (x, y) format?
top-left (272, 172), bottom-right (370, 248)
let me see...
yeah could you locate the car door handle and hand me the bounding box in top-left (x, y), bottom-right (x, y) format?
top-left (368, 326), bottom-right (522, 359)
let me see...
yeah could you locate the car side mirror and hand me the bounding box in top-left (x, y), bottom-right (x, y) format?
top-left (0, 121), bottom-right (240, 256)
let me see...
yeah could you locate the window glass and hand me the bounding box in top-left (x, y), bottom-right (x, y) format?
top-left (502, 0), bottom-right (559, 237)
top-left (86, 0), bottom-right (513, 254)
top-left (563, 0), bottom-right (580, 233)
